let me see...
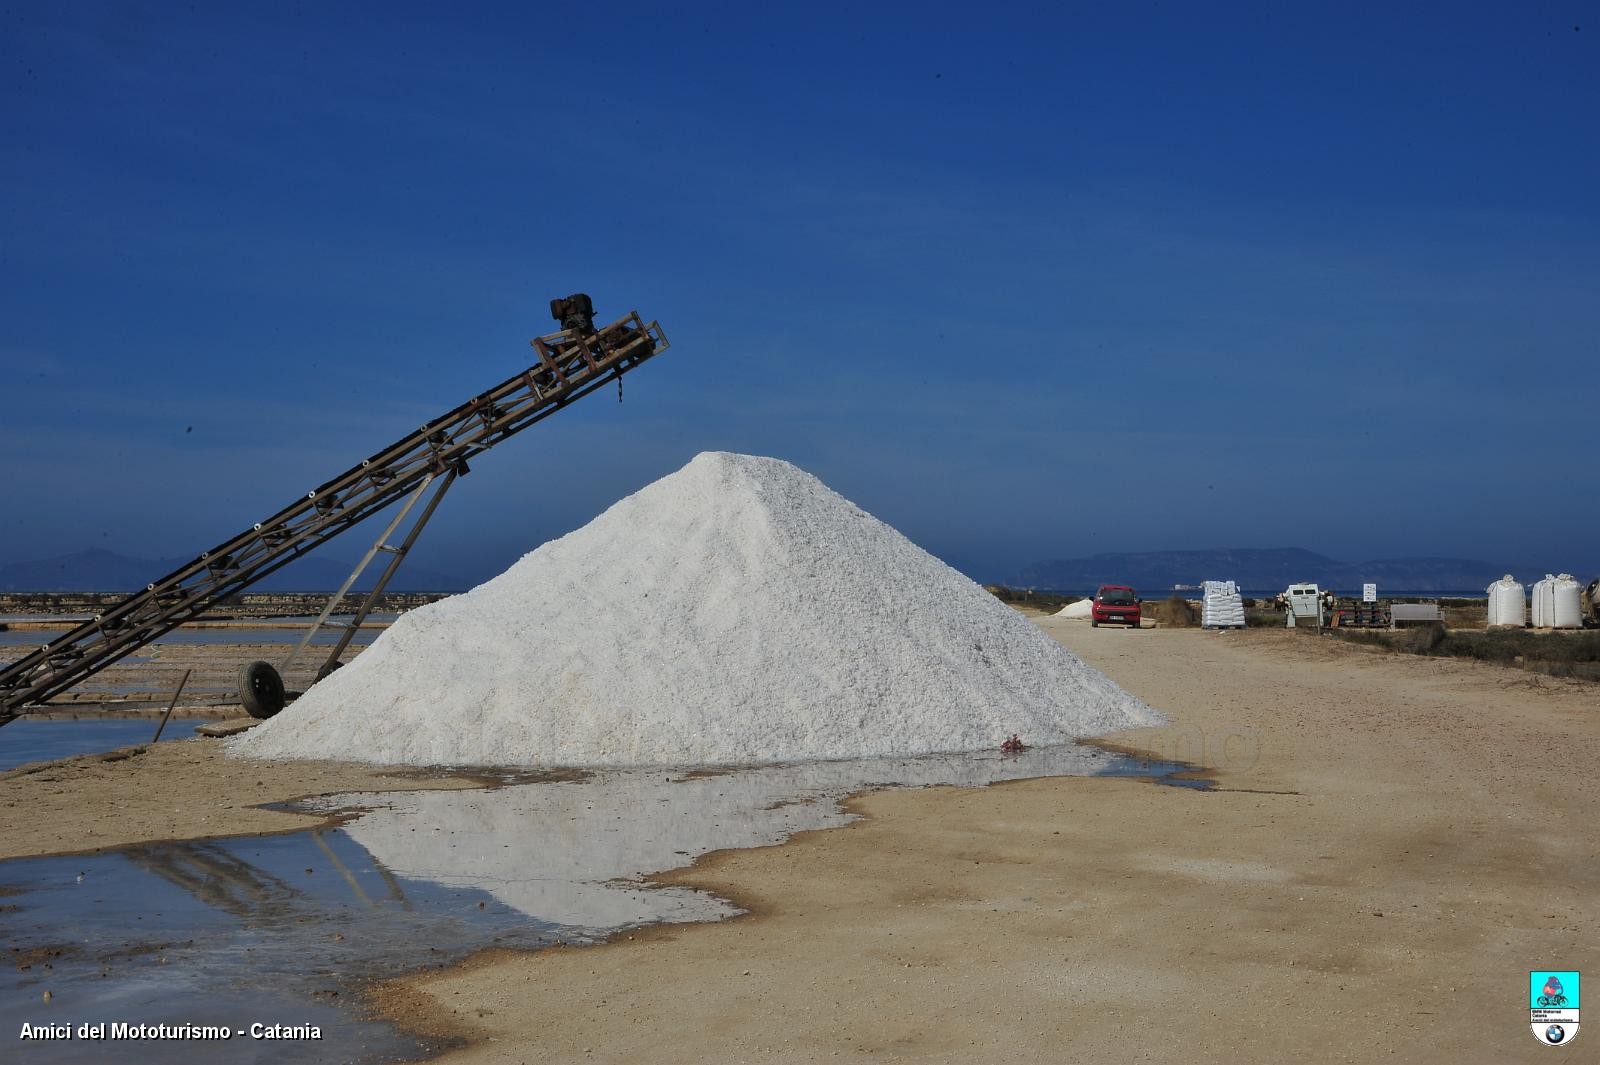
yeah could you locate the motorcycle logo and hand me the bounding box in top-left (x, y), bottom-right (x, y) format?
top-left (1530, 971), bottom-right (1580, 1046)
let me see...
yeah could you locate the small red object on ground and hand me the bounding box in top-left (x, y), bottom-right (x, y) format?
top-left (1000, 734), bottom-right (1025, 753)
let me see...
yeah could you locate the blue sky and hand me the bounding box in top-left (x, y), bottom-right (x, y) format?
top-left (3, 2), bottom-right (1596, 584)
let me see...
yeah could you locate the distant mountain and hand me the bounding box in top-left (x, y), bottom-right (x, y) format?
top-left (0, 549), bottom-right (467, 593)
top-left (1013, 547), bottom-right (1571, 593)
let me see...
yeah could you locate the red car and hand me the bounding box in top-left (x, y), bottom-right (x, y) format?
top-left (1091, 585), bottom-right (1142, 628)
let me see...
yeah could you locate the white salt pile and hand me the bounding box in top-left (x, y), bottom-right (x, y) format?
top-left (230, 452), bottom-right (1161, 767)
top-left (1053, 599), bottom-right (1093, 621)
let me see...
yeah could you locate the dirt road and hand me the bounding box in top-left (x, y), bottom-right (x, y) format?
top-left (378, 624), bottom-right (1598, 1063)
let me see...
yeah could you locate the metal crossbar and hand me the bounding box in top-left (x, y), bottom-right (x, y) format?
top-left (312, 465), bottom-right (458, 681)
top-left (278, 470), bottom-right (446, 678)
top-left (0, 313), bottom-right (669, 725)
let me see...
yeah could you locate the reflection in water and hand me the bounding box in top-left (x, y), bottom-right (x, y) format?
top-left (0, 831), bottom-right (546, 1065)
top-left (123, 840), bottom-right (299, 922)
top-left (319, 743), bottom-right (1173, 931)
top-left (0, 742), bottom-right (1189, 1063)
top-left (308, 830), bottom-right (413, 912)
top-left (119, 831), bottom-right (413, 926)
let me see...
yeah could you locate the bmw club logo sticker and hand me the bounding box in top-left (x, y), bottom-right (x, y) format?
top-left (1530, 971), bottom-right (1579, 1046)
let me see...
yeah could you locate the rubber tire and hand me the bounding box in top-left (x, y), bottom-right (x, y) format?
top-left (1091, 620), bottom-right (1098, 628)
top-left (239, 660), bottom-right (286, 719)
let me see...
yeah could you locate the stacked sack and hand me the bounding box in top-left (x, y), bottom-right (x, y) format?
top-left (1201, 580), bottom-right (1246, 628)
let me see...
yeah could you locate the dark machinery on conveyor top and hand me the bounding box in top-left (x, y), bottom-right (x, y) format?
top-left (0, 298), bottom-right (669, 727)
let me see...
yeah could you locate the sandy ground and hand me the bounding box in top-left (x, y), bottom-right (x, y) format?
top-left (375, 623), bottom-right (1598, 1064)
top-left (2, 621), bottom-right (1595, 1060)
top-left (0, 738), bottom-right (482, 860)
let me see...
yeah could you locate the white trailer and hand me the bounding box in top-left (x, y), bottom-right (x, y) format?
top-left (1282, 583), bottom-right (1325, 628)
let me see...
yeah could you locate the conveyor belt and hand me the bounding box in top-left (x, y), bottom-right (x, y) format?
top-left (0, 312), bottom-right (669, 725)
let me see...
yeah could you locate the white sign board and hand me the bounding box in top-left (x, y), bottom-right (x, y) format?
top-left (1362, 583), bottom-right (1377, 603)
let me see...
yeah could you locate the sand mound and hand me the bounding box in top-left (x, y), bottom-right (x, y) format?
top-left (1054, 599), bottom-right (1093, 620)
top-left (230, 453), bottom-right (1160, 767)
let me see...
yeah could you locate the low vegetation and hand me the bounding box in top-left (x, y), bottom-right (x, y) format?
top-left (985, 585), bottom-right (1081, 612)
top-left (1331, 626), bottom-right (1600, 682)
top-left (1152, 595), bottom-right (1197, 627)
top-left (1244, 603), bottom-right (1283, 627)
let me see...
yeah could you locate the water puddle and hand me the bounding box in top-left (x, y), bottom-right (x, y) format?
top-left (0, 720), bottom-right (210, 774)
top-left (1, 744), bottom-right (1197, 1063)
top-left (0, 833), bottom-right (523, 1062)
top-left (309, 746), bottom-right (1201, 928)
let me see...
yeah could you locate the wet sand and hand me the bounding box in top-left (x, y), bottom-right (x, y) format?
top-left (376, 624), bottom-right (1598, 1063)
top-left (0, 739), bottom-right (480, 861)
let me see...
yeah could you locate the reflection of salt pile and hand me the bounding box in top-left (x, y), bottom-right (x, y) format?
top-left (1201, 580), bottom-right (1245, 628)
top-left (231, 452), bottom-right (1161, 767)
top-left (331, 773), bottom-right (826, 930)
top-left (1053, 599), bottom-right (1093, 620)
top-left (326, 746), bottom-right (1119, 930)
